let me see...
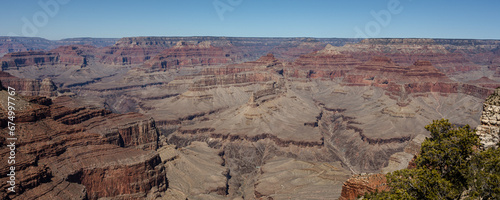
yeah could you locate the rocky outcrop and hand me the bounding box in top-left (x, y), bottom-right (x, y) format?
top-left (182, 54), bottom-right (285, 92)
top-left (339, 174), bottom-right (389, 200)
top-left (43, 144), bottom-right (166, 199)
top-left (90, 114), bottom-right (160, 150)
top-left (0, 72), bottom-right (57, 96)
top-left (477, 87), bottom-right (500, 148)
top-left (0, 89), bottom-right (166, 199)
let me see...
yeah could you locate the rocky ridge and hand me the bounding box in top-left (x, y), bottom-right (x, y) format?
top-left (0, 37), bottom-right (118, 57)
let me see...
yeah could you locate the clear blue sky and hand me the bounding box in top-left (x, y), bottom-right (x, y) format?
top-left (0, 0), bottom-right (499, 40)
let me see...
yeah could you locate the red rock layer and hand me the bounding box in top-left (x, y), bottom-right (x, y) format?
top-left (0, 71), bottom-right (57, 96)
top-left (189, 54), bottom-right (284, 91)
top-left (50, 45), bottom-right (97, 67)
top-left (287, 44), bottom-right (498, 99)
top-left (0, 91), bottom-right (166, 199)
top-left (348, 59), bottom-right (448, 84)
top-left (286, 47), bottom-right (361, 79)
top-left (1, 45), bottom-right (96, 69)
top-left (293, 46), bottom-right (362, 69)
top-left (1, 51), bottom-right (58, 69)
top-left (143, 41), bottom-right (238, 71)
top-left (339, 174), bottom-right (389, 200)
top-left (44, 145), bottom-right (165, 199)
top-left (100, 45), bottom-right (164, 65)
top-left (350, 52), bottom-right (479, 75)
top-left (333, 38), bottom-right (488, 74)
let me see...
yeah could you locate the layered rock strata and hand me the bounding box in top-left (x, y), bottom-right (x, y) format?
top-left (1, 45), bottom-right (97, 69)
top-left (143, 41), bottom-right (238, 72)
top-left (0, 89), bottom-right (166, 199)
top-left (0, 72), bottom-right (57, 97)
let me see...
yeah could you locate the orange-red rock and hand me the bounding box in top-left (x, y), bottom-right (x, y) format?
top-left (339, 174), bottom-right (389, 200)
top-left (0, 84), bottom-right (166, 199)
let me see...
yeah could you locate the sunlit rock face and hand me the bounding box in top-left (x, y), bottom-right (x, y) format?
top-left (477, 88), bottom-right (500, 148)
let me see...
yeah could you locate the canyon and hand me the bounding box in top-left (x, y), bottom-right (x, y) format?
top-left (0, 36), bottom-right (499, 199)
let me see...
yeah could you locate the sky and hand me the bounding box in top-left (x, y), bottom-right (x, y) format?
top-left (0, 0), bottom-right (499, 40)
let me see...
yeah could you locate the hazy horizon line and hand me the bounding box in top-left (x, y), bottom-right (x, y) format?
top-left (2, 35), bottom-right (500, 41)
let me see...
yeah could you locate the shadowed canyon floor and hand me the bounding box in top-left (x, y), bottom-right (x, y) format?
top-left (1, 37), bottom-right (499, 199)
